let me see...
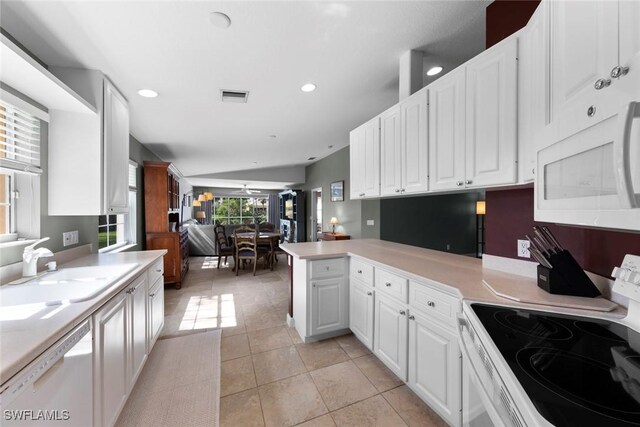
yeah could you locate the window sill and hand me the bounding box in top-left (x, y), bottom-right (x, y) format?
top-left (99, 242), bottom-right (137, 254)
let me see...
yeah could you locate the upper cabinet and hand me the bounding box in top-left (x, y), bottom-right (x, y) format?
top-left (48, 68), bottom-right (130, 215)
top-left (429, 36), bottom-right (518, 191)
top-left (380, 105), bottom-right (402, 196)
top-left (350, 116), bottom-right (380, 199)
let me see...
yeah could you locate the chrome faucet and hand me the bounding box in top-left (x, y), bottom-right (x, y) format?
top-left (22, 237), bottom-right (53, 277)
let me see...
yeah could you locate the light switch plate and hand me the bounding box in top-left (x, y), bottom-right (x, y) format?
top-left (367, 219), bottom-right (375, 226)
top-left (63, 230), bottom-right (78, 247)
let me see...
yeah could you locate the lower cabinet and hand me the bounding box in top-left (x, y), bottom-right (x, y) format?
top-left (94, 289), bottom-right (129, 427)
top-left (349, 279), bottom-right (374, 350)
top-left (374, 292), bottom-right (408, 381)
top-left (148, 276), bottom-right (165, 350)
top-left (129, 274), bottom-right (147, 388)
top-left (408, 310), bottom-right (461, 427)
top-left (310, 276), bottom-right (347, 335)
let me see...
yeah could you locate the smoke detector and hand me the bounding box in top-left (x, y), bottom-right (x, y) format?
top-left (221, 90), bottom-right (249, 103)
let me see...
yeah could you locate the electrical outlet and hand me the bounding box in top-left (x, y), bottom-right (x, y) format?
top-left (517, 239), bottom-right (531, 258)
top-left (367, 219), bottom-right (374, 226)
top-left (63, 230), bottom-right (79, 247)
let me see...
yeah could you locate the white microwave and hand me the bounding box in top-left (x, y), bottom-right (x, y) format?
top-left (535, 57), bottom-right (640, 232)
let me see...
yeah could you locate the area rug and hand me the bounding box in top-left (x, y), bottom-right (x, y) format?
top-left (116, 329), bottom-right (221, 427)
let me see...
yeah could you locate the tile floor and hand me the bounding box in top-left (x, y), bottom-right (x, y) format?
top-left (162, 256), bottom-right (448, 427)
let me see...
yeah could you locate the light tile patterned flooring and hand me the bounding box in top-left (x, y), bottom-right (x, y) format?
top-left (162, 256), bottom-right (448, 427)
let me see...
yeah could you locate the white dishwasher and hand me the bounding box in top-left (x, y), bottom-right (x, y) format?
top-left (1, 319), bottom-right (93, 426)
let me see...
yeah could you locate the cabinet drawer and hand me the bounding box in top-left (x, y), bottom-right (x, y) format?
top-left (310, 258), bottom-right (345, 279)
top-left (409, 281), bottom-right (460, 326)
top-left (375, 268), bottom-right (408, 303)
top-left (350, 258), bottom-right (374, 286)
top-left (148, 258), bottom-right (164, 285)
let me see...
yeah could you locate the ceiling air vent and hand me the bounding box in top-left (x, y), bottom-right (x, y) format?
top-left (221, 90), bottom-right (249, 103)
top-left (307, 157), bottom-right (316, 161)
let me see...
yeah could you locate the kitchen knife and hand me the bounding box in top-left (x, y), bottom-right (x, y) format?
top-left (530, 246), bottom-right (553, 268)
top-left (533, 226), bottom-right (557, 255)
top-left (541, 226), bottom-right (564, 252)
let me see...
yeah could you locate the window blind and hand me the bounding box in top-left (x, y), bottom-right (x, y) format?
top-left (0, 100), bottom-right (42, 175)
top-left (128, 161), bottom-right (137, 190)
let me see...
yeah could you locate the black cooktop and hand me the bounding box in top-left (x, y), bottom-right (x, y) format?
top-left (472, 303), bottom-right (640, 427)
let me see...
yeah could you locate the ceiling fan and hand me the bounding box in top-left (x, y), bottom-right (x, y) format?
top-left (233, 184), bottom-right (260, 195)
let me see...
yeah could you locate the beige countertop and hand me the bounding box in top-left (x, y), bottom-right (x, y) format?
top-left (0, 250), bottom-right (166, 387)
top-left (281, 239), bottom-right (625, 317)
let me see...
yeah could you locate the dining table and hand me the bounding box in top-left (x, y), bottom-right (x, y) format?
top-left (231, 231), bottom-right (283, 271)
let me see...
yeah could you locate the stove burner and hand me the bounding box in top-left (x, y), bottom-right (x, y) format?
top-left (517, 347), bottom-right (640, 424)
top-left (493, 310), bottom-right (573, 340)
top-left (574, 320), bottom-right (628, 343)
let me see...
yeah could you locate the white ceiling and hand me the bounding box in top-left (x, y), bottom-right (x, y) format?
top-left (1, 0), bottom-right (486, 189)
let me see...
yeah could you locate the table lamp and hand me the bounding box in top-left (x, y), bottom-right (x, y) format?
top-left (196, 211), bottom-right (206, 224)
top-left (330, 217), bottom-right (339, 234)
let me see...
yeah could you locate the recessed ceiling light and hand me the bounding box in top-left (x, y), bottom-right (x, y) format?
top-left (301, 83), bottom-right (317, 92)
top-left (426, 66), bottom-right (443, 76)
top-left (138, 89), bottom-right (158, 98)
top-left (209, 12), bottom-right (231, 29)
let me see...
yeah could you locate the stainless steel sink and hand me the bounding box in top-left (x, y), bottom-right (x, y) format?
top-left (0, 263), bottom-right (138, 308)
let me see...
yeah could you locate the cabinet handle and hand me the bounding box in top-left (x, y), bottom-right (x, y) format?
top-left (360, 193), bottom-right (365, 197)
top-left (594, 78), bottom-right (611, 90)
top-left (325, 266), bottom-right (330, 271)
top-left (427, 301), bottom-right (435, 307)
top-left (313, 284), bottom-right (316, 287)
top-left (395, 189), bottom-right (400, 193)
top-left (409, 315), bottom-right (415, 320)
top-left (385, 282), bottom-right (392, 287)
top-left (587, 105), bottom-right (596, 117)
top-left (155, 269), bottom-right (162, 273)
top-left (465, 179), bottom-right (472, 185)
top-left (611, 65), bottom-right (630, 79)
top-left (357, 270), bottom-right (362, 274)
top-left (149, 292), bottom-right (156, 298)
top-left (401, 189), bottom-right (405, 193)
top-left (367, 291), bottom-right (373, 296)
top-left (456, 181), bottom-right (463, 187)
top-left (399, 310), bottom-right (406, 316)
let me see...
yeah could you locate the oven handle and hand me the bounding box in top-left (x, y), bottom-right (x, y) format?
top-left (615, 101), bottom-right (640, 208)
top-left (457, 314), bottom-right (508, 427)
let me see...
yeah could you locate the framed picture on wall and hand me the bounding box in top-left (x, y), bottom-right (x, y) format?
top-left (330, 180), bottom-right (344, 202)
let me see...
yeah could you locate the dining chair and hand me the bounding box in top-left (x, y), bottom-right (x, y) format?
top-left (233, 225), bottom-right (269, 275)
top-left (259, 222), bottom-right (275, 232)
top-left (214, 224), bottom-right (234, 269)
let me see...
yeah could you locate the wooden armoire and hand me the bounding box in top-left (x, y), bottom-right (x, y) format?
top-left (144, 161), bottom-right (188, 289)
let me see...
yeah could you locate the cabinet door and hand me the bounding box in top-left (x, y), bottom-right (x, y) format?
top-left (619, 0), bottom-right (640, 68)
top-left (374, 293), bottom-right (408, 381)
top-left (349, 127), bottom-right (364, 199)
top-left (103, 79), bottom-right (130, 213)
top-left (94, 290), bottom-right (128, 427)
top-left (408, 311), bottom-right (461, 427)
top-left (129, 274), bottom-right (147, 389)
top-left (349, 280), bottom-right (374, 350)
top-left (465, 37), bottom-right (518, 188)
top-left (428, 69), bottom-right (466, 191)
top-left (380, 106), bottom-right (403, 196)
top-left (310, 276), bottom-right (347, 335)
top-left (362, 117), bottom-right (381, 197)
top-left (549, 1), bottom-right (618, 139)
top-left (148, 277), bottom-right (164, 349)
top-left (401, 89), bottom-right (429, 194)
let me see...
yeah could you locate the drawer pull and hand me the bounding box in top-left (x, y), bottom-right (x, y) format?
top-left (367, 291), bottom-right (373, 296)
top-left (385, 282), bottom-right (392, 287)
top-left (399, 310), bottom-right (406, 316)
top-left (155, 268), bottom-right (162, 273)
top-left (149, 292), bottom-right (156, 298)
top-left (357, 270), bottom-right (362, 274)
top-left (409, 315), bottom-right (415, 320)
top-left (326, 266), bottom-right (330, 271)
top-left (427, 301), bottom-right (435, 307)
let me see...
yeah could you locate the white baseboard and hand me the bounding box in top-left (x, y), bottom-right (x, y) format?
top-left (286, 313), bottom-right (295, 328)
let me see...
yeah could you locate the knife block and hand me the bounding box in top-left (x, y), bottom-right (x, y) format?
top-left (536, 250), bottom-right (601, 297)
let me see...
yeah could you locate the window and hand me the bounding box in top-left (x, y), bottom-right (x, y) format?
top-left (211, 196), bottom-right (268, 224)
top-left (98, 161), bottom-right (138, 251)
top-left (0, 99), bottom-right (43, 243)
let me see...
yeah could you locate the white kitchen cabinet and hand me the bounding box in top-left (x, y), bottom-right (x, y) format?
top-left (374, 292), bottom-right (408, 381)
top-left (408, 310), bottom-right (461, 427)
top-left (380, 105), bottom-right (402, 196)
top-left (349, 278), bottom-right (374, 350)
top-left (465, 36), bottom-right (518, 188)
top-left (48, 68), bottom-right (129, 215)
top-left (128, 274), bottom-right (147, 388)
top-left (148, 276), bottom-right (164, 350)
top-left (428, 67), bottom-right (467, 191)
top-left (349, 116), bottom-right (380, 199)
top-left (310, 276), bottom-right (348, 336)
top-left (93, 288), bottom-right (128, 427)
top-left (401, 88), bottom-right (429, 194)
top-left (381, 89), bottom-right (429, 196)
top-left (619, 1), bottom-right (640, 67)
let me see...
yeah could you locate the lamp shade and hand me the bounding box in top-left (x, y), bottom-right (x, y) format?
top-left (195, 211), bottom-right (206, 219)
top-left (330, 217), bottom-right (339, 225)
top-left (193, 200), bottom-right (201, 207)
top-left (205, 192), bottom-right (214, 200)
top-left (476, 201), bottom-right (486, 215)
top-left (197, 194), bottom-right (207, 202)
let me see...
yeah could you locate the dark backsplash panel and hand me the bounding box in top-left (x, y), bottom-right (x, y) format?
top-left (486, 0), bottom-right (541, 48)
top-left (485, 187), bottom-right (640, 277)
top-left (380, 192), bottom-right (481, 255)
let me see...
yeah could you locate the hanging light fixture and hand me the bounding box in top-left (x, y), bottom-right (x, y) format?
top-left (193, 200), bottom-right (201, 207)
top-left (198, 194), bottom-right (207, 202)
top-left (205, 192), bottom-right (214, 200)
